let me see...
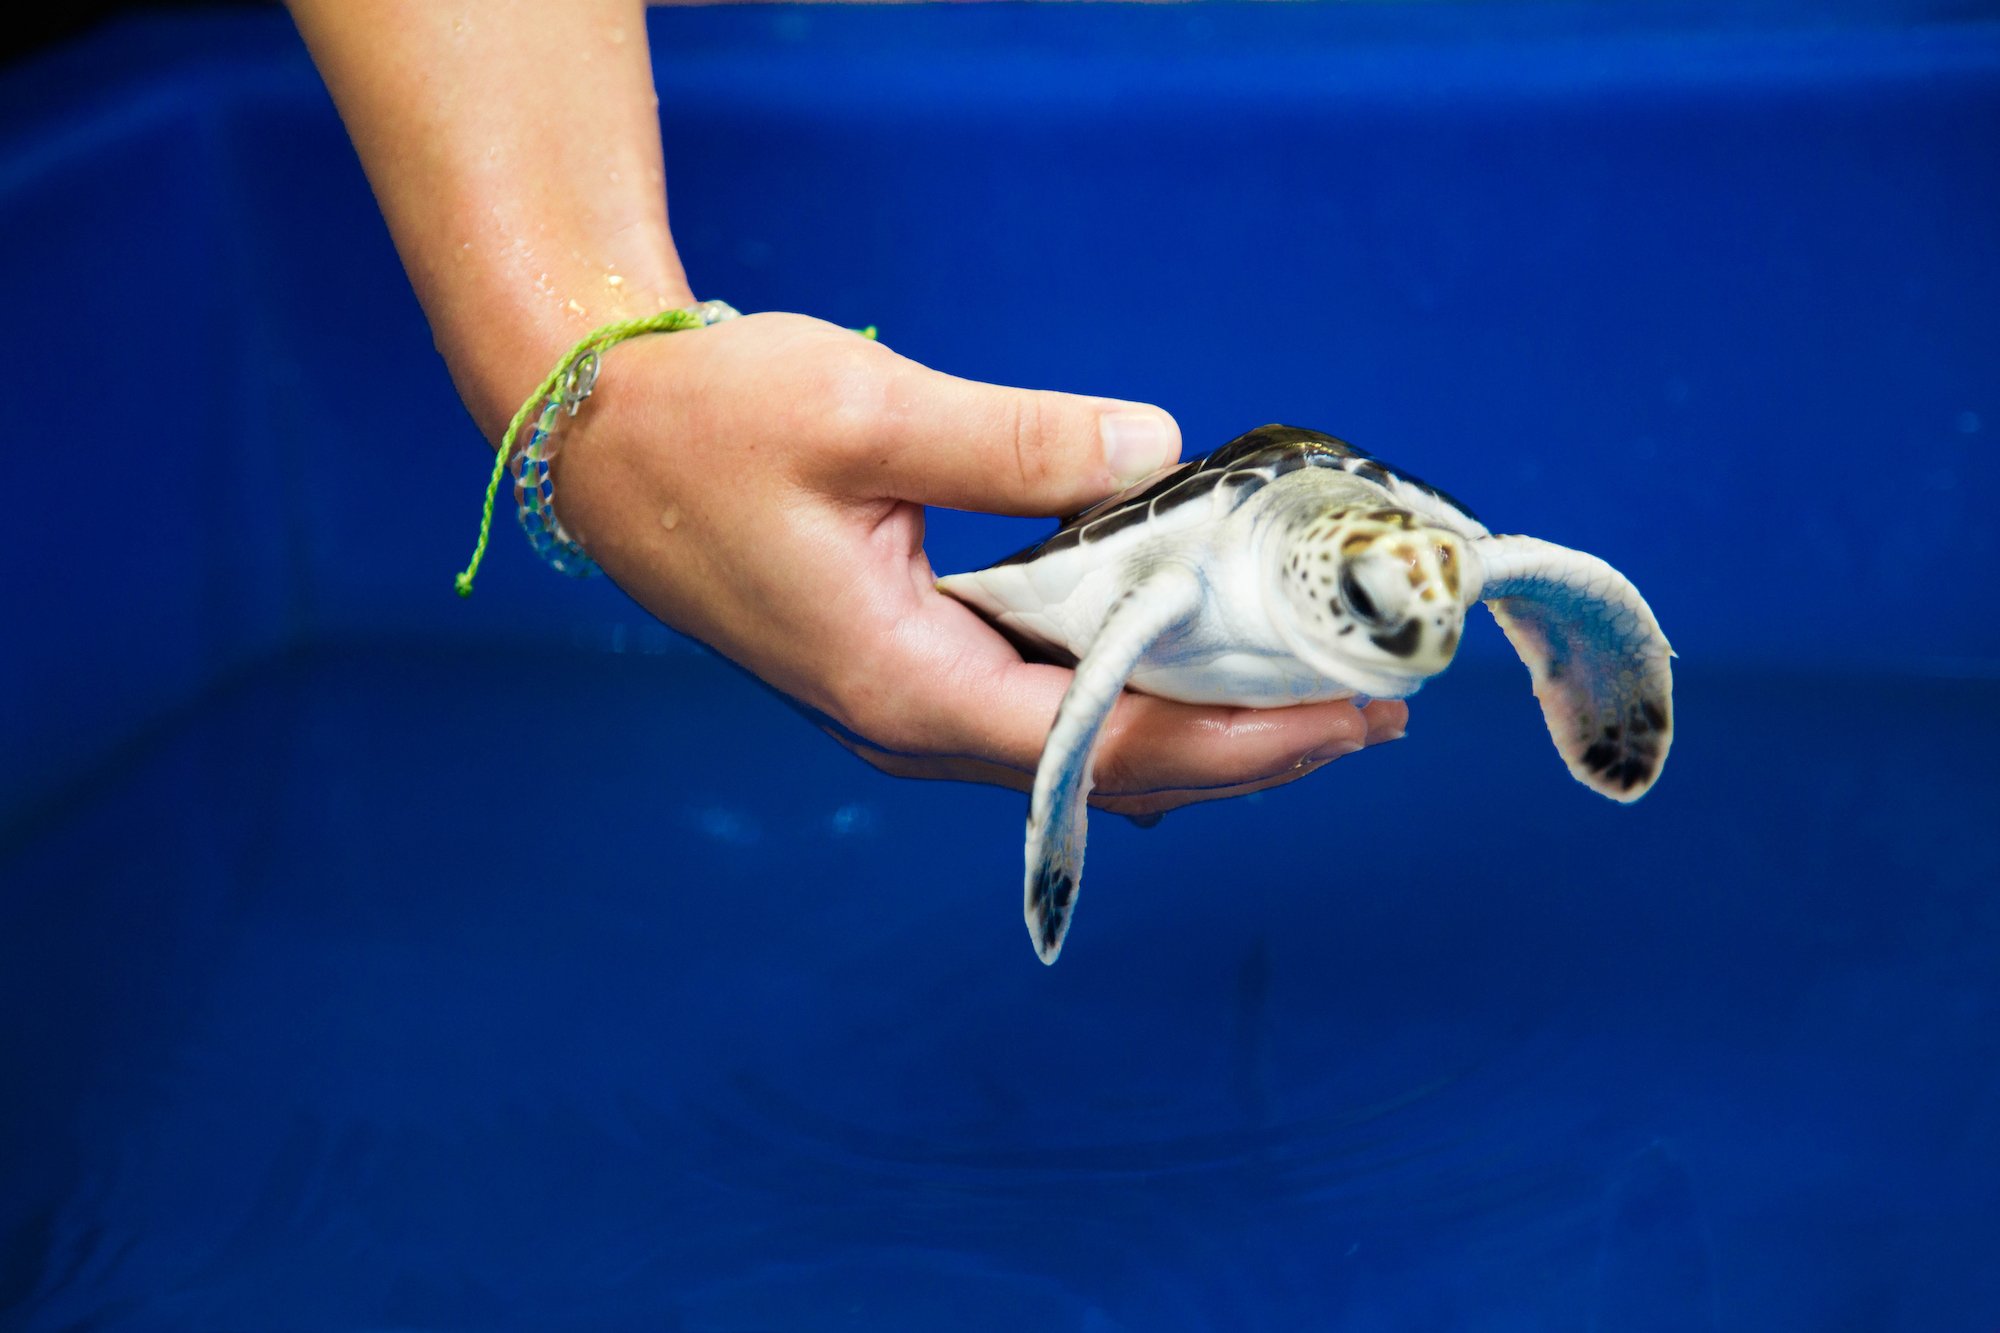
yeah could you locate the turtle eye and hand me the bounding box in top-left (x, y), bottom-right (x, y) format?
top-left (1339, 560), bottom-right (1407, 630)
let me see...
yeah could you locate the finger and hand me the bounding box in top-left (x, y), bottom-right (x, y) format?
top-left (846, 359), bottom-right (1183, 516)
top-left (1089, 762), bottom-right (1344, 816)
top-left (899, 650), bottom-right (1383, 797)
top-left (831, 723), bottom-right (1372, 816)
top-left (1090, 687), bottom-right (1377, 797)
top-left (831, 600), bottom-right (1405, 803)
top-left (1088, 700), bottom-right (1409, 814)
top-left (1360, 698), bottom-right (1410, 746)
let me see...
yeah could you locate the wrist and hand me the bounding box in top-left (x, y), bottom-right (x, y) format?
top-left (434, 258), bottom-right (698, 445)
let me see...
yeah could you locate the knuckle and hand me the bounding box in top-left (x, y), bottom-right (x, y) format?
top-left (798, 341), bottom-right (895, 450)
top-left (1010, 391), bottom-right (1060, 490)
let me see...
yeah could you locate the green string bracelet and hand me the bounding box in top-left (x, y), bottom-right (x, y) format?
top-left (452, 305), bottom-right (879, 596)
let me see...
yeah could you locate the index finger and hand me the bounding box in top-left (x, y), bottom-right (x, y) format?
top-left (834, 696), bottom-right (1409, 813)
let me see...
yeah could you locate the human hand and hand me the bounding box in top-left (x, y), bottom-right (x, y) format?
top-left (544, 311), bottom-right (1408, 817)
top-left (285, 3), bottom-right (1402, 813)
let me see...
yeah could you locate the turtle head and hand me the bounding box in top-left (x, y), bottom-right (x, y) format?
top-left (1265, 505), bottom-right (1477, 698)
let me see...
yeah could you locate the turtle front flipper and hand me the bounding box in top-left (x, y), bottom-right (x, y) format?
top-left (1473, 535), bottom-right (1674, 802)
top-left (1026, 565), bottom-right (1204, 964)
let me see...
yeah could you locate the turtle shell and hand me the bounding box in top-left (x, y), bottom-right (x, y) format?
top-left (989, 424), bottom-right (1485, 569)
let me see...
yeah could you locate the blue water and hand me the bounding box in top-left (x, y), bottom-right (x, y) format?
top-left (4, 643), bottom-right (1995, 1330)
top-left (3, 3), bottom-right (1997, 1326)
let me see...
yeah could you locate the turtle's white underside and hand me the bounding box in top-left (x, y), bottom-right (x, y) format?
top-left (945, 544), bottom-right (1362, 708)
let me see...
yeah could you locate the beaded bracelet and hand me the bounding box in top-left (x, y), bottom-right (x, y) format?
top-left (453, 299), bottom-right (742, 597)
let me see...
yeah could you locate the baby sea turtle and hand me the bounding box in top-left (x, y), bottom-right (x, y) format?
top-left (938, 424), bottom-right (1674, 964)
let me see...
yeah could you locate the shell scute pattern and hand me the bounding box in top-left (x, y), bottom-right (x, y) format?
top-left (990, 424), bottom-right (1482, 569)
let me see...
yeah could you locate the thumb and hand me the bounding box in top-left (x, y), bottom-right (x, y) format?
top-left (855, 361), bottom-right (1182, 516)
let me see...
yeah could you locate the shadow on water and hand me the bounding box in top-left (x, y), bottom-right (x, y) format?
top-left (1, 643), bottom-right (1996, 1330)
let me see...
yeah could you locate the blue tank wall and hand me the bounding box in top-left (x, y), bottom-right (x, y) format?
top-left (2, 3), bottom-right (1996, 821)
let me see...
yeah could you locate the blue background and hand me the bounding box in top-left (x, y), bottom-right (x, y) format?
top-left (1, 4), bottom-right (1997, 1329)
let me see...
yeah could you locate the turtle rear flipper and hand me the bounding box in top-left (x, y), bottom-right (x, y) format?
top-left (1474, 535), bottom-right (1674, 802)
top-left (1026, 566), bottom-right (1203, 964)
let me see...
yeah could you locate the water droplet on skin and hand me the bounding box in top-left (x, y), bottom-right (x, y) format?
top-left (566, 298), bottom-right (586, 316)
top-left (606, 274), bottom-right (623, 288)
top-left (659, 506), bottom-right (682, 532)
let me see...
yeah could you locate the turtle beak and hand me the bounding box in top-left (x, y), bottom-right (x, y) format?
top-left (1357, 534), bottom-right (1474, 674)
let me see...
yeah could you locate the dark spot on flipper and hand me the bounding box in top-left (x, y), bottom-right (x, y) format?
top-left (1583, 739), bottom-right (1621, 773)
top-left (1641, 699), bottom-right (1668, 731)
top-left (1579, 724), bottom-right (1662, 790)
top-left (1037, 905), bottom-right (1069, 959)
top-left (1029, 860), bottom-right (1078, 961)
top-left (1611, 757), bottom-right (1654, 790)
top-left (1354, 460), bottom-right (1392, 489)
top-left (1370, 621), bottom-right (1423, 657)
top-left (1125, 810), bottom-right (1164, 830)
top-left (1032, 862), bottom-right (1076, 914)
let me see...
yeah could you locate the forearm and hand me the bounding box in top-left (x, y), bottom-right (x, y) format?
top-left (287, 0), bottom-right (696, 440)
